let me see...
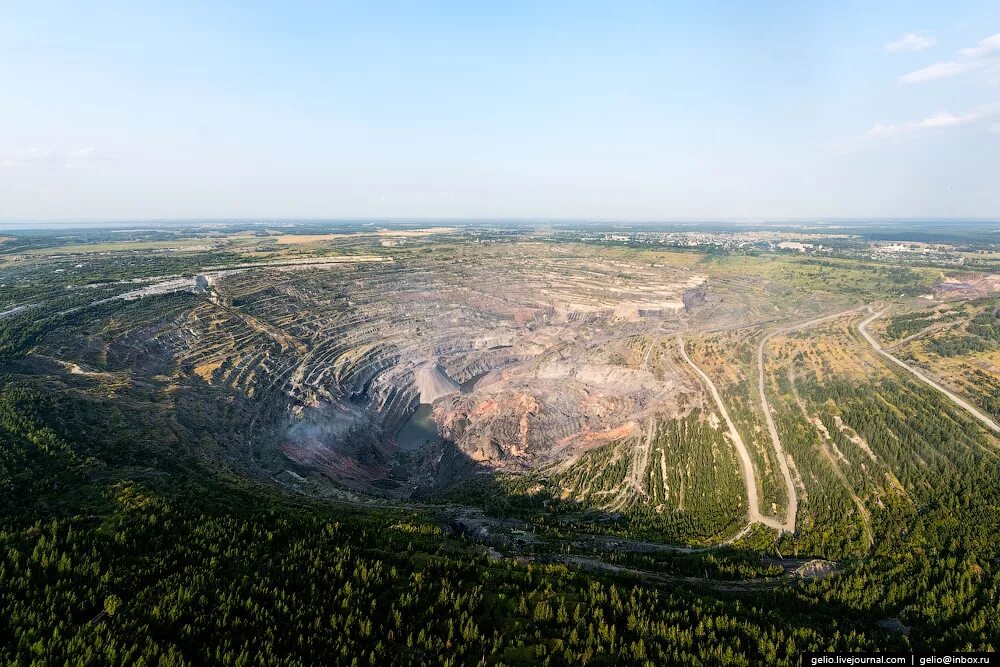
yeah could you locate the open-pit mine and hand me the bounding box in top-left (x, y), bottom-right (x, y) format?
top-left (5, 228), bottom-right (1000, 556)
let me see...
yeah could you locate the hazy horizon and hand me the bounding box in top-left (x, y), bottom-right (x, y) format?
top-left (3, 216), bottom-right (1000, 235)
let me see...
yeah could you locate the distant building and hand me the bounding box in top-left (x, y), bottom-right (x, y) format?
top-left (777, 241), bottom-right (813, 252)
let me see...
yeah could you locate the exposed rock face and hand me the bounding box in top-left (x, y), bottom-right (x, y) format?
top-left (413, 363), bottom-right (460, 404)
top-left (934, 274), bottom-right (1000, 299)
top-left (433, 351), bottom-right (689, 467)
top-left (793, 559), bottom-right (837, 579)
top-left (129, 247), bottom-right (711, 495)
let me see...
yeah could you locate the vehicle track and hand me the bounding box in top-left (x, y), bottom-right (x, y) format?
top-left (756, 327), bottom-right (798, 533)
top-left (677, 333), bottom-right (785, 531)
top-left (755, 310), bottom-right (858, 531)
top-left (859, 308), bottom-right (1000, 435)
top-left (680, 308), bottom-right (860, 534)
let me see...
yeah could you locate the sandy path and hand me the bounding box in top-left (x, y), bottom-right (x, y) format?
top-left (677, 334), bottom-right (786, 531)
top-left (754, 310), bottom-right (857, 532)
top-left (0, 304), bottom-right (33, 320)
top-left (679, 308), bottom-right (859, 535)
top-left (756, 330), bottom-right (798, 532)
top-left (859, 308), bottom-right (1000, 435)
top-left (885, 319), bottom-right (958, 352)
top-left (756, 308), bottom-right (864, 532)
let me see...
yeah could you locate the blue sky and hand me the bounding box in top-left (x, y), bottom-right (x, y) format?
top-left (2, 1), bottom-right (999, 221)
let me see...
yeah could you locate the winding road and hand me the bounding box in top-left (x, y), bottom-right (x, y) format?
top-left (680, 308), bottom-right (861, 534)
top-left (756, 330), bottom-right (798, 533)
top-left (755, 308), bottom-right (862, 532)
top-left (677, 334), bottom-right (790, 532)
top-left (859, 308), bottom-right (1000, 435)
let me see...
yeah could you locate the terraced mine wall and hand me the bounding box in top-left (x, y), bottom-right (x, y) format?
top-left (49, 252), bottom-right (714, 504)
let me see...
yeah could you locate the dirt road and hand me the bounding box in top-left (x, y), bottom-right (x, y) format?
top-left (755, 308), bottom-right (859, 532)
top-left (680, 308), bottom-right (860, 534)
top-left (859, 308), bottom-right (1000, 435)
top-left (677, 334), bottom-right (789, 532)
